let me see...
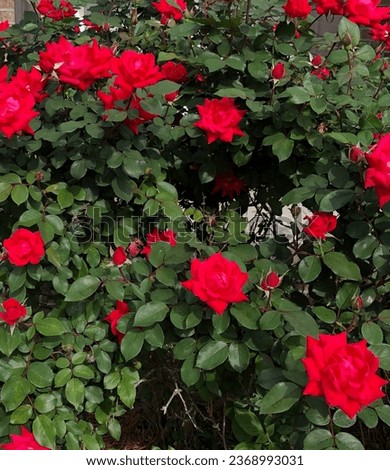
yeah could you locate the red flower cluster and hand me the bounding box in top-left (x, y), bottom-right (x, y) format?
top-left (303, 211), bottom-right (337, 240)
top-left (364, 133), bottom-right (390, 207)
top-left (39, 36), bottom-right (113, 91)
top-left (141, 228), bottom-right (177, 259)
top-left (104, 300), bottom-right (129, 342)
top-left (1, 426), bottom-right (50, 450)
top-left (0, 299), bottom-right (27, 326)
top-left (194, 97), bottom-right (245, 144)
top-left (0, 65), bottom-right (42, 139)
top-left (152, 0), bottom-right (187, 25)
top-left (211, 171), bottom-right (246, 200)
top-left (181, 252), bottom-right (248, 315)
top-left (36, 0), bottom-right (76, 21)
top-left (3, 228), bottom-right (45, 266)
top-left (283, 0), bottom-right (312, 18)
top-left (303, 332), bottom-right (388, 418)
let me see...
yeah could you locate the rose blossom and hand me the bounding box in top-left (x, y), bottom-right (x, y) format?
top-left (0, 299), bottom-right (27, 326)
top-left (260, 271), bottom-right (281, 291)
top-left (141, 228), bottom-right (177, 259)
top-left (1, 426), bottom-right (50, 450)
top-left (313, 0), bottom-right (343, 15)
top-left (104, 300), bottom-right (129, 342)
top-left (364, 133), bottom-right (390, 207)
top-left (36, 0), bottom-right (76, 21)
top-left (303, 211), bottom-right (337, 240)
top-left (303, 332), bottom-right (388, 418)
top-left (194, 97), bottom-right (245, 144)
top-left (211, 171), bottom-right (246, 199)
top-left (181, 252), bottom-right (249, 315)
top-left (112, 246), bottom-right (127, 266)
top-left (3, 228), bottom-right (45, 266)
top-left (349, 145), bottom-right (365, 163)
top-left (283, 0), bottom-right (311, 18)
top-left (271, 62), bottom-right (286, 80)
top-left (152, 0), bottom-right (187, 25)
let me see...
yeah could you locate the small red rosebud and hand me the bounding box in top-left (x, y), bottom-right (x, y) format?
top-left (260, 271), bottom-right (281, 291)
top-left (128, 239), bottom-right (143, 257)
top-left (311, 54), bottom-right (323, 67)
top-left (271, 62), bottom-right (286, 80)
top-left (112, 246), bottom-right (127, 266)
top-left (349, 145), bottom-right (365, 163)
top-left (353, 296), bottom-right (364, 311)
top-left (195, 73), bottom-right (205, 82)
top-left (35, 171), bottom-right (44, 181)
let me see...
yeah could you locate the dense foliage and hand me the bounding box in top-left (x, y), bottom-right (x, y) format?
top-left (0, 0), bottom-right (389, 450)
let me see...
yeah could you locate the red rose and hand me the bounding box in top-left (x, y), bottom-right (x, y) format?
top-left (194, 97), bottom-right (245, 144)
top-left (104, 300), bottom-right (129, 342)
top-left (365, 133), bottom-right (390, 207)
top-left (141, 228), bottom-right (177, 259)
top-left (311, 55), bottom-right (323, 67)
top-left (1, 426), bottom-right (50, 450)
top-left (112, 246), bottom-right (127, 266)
top-left (0, 20), bottom-right (9, 40)
top-left (303, 332), bottom-right (388, 418)
top-left (344, 0), bottom-right (390, 26)
top-left (271, 62), bottom-right (286, 80)
top-left (260, 271), bottom-right (281, 291)
top-left (311, 66), bottom-right (331, 80)
top-left (0, 299), bottom-right (27, 326)
top-left (13, 67), bottom-right (48, 103)
top-left (111, 51), bottom-right (162, 96)
top-left (3, 228), bottom-right (45, 266)
top-left (211, 171), bottom-right (246, 199)
top-left (36, 0), bottom-right (76, 21)
top-left (349, 145), bottom-right (365, 163)
top-left (0, 82), bottom-right (39, 139)
top-left (152, 0), bottom-right (187, 25)
top-left (128, 239), bottom-right (143, 257)
top-left (313, 0), bottom-right (343, 15)
top-left (39, 37), bottom-right (113, 91)
top-left (303, 211), bottom-right (337, 240)
top-left (283, 0), bottom-right (311, 18)
top-left (160, 61), bottom-right (188, 83)
top-left (181, 252), bottom-right (249, 315)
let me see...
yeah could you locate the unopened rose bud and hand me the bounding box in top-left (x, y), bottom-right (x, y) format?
top-left (128, 239), bottom-right (143, 257)
top-left (349, 145), bottom-right (365, 163)
top-left (260, 271), bottom-right (281, 291)
top-left (35, 171), bottom-right (44, 181)
top-left (353, 296), bottom-right (364, 311)
top-left (271, 62), bottom-right (286, 80)
top-left (112, 246), bottom-right (127, 266)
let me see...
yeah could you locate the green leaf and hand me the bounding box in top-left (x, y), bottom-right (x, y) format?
top-left (286, 86), bottom-right (311, 104)
top-left (378, 310), bottom-right (390, 325)
top-left (55, 369), bottom-right (72, 388)
top-left (196, 341), bottom-right (229, 370)
top-left (10, 405), bottom-right (33, 424)
top-left (234, 408), bottom-right (263, 436)
top-left (156, 267), bottom-right (177, 287)
top-left (353, 235), bottom-right (379, 260)
top-left (335, 282), bottom-right (359, 310)
top-left (335, 432), bottom-right (364, 450)
top-left (231, 303), bottom-right (261, 330)
top-left (303, 429), bottom-right (333, 450)
top-left (59, 120), bottom-right (85, 133)
top-left (333, 409), bottom-right (356, 428)
top-left (34, 394), bottom-right (56, 414)
top-left (180, 354), bottom-right (201, 387)
top-left (298, 256), bottom-right (321, 283)
top-left (358, 407), bottom-right (378, 429)
top-left (65, 378), bottom-right (85, 409)
top-left (57, 189), bottom-right (74, 209)
top-left (144, 323), bottom-right (164, 348)
top-left (259, 382), bottom-right (301, 414)
top-left (11, 185), bottom-right (29, 206)
top-left (27, 362), bottom-right (54, 388)
top-left (18, 209), bottom-right (42, 227)
top-left (173, 338), bottom-right (197, 360)
top-left (112, 175), bottom-right (133, 203)
top-left (35, 318), bottom-right (67, 336)
top-left (323, 252), bottom-right (362, 281)
top-left (73, 365), bottom-right (95, 380)
top-left (319, 190), bottom-right (355, 211)
top-left (376, 405), bottom-right (390, 426)
top-left (259, 311), bottom-right (282, 330)
top-left (281, 310), bottom-right (319, 338)
top-left (120, 330), bottom-right (145, 361)
top-left (0, 328), bottom-right (21, 356)
top-left (281, 187), bottom-right (315, 205)
top-left (33, 415), bottom-right (56, 449)
top-left (338, 17), bottom-right (360, 48)
top-left (1, 377), bottom-right (31, 411)
top-left (312, 307), bottom-right (337, 324)
top-left (133, 302), bottom-right (169, 327)
top-left (228, 343), bottom-right (250, 373)
top-left (148, 80), bottom-right (181, 95)
top-left (0, 181), bottom-right (12, 202)
top-left (369, 344), bottom-right (390, 369)
top-left (272, 138), bottom-right (294, 162)
top-left (65, 275), bottom-right (101, 302)
top-left (118, 368), bottom-right (137, 408)
top-left (108, 418), bottom-right (121, 441)
top-left (361, 322), bottom-right (383, 345)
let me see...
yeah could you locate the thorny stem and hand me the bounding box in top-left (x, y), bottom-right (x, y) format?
top-left (245, 0), bottom-right (251, 24)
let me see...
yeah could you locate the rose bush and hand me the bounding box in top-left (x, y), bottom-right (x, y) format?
top-left (0, 0), bottom-right (388, 451)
